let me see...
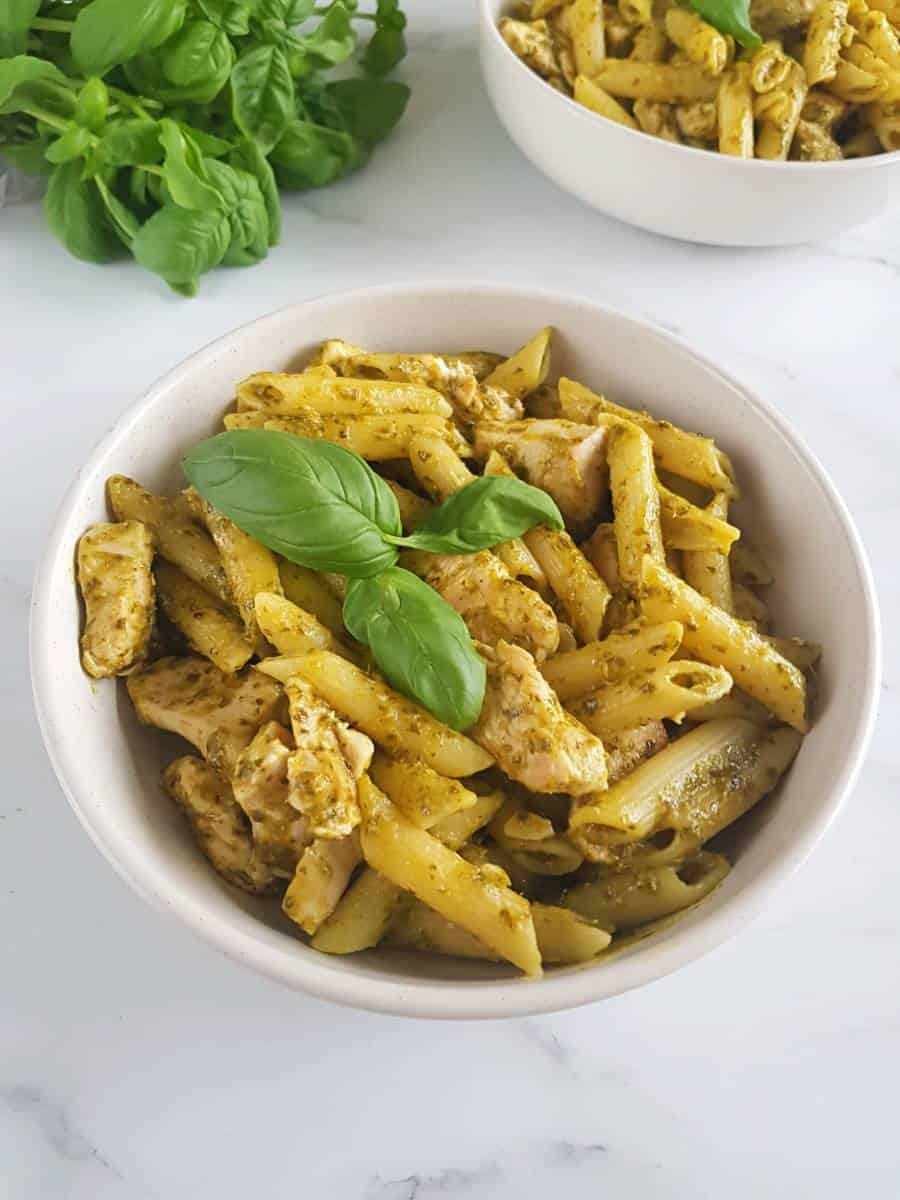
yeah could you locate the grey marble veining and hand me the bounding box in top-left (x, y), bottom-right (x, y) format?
top-left (3, 3), bottom-right (899, 1196)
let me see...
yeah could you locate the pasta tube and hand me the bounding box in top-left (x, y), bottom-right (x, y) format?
top-left (558, 378), bottom-right (737, 495)
top-left (575, 74), bottom-right (640, 126)
top-left (755, 62), bottom-right (809, 159)
top-left (155, 561), bottom-right (254, 673)
top-left (569, 0), bottom-right (607, 77)
top-left (278, 561), bottom-right (345, 637)
top-left (658, 484), bottom-right (740, 553)
top-left (640, 558), bottom-right (807, 730)
top-left (608, 421), bottom-right (665, 589)
top-left (804, 0), bottom-right (851, 84)
top-left (369, 751), bottom-right (478, 827)
top-left (524, 526), bottom-right (612, 643)
top-left (567, 660), bottom-right (733, 735)
top-left (107, 475), bottom-right (231, 605)
top-left (563, 852), bottom-right (731, 929)
top-left (256, 652), bottom-right (494, 776)
top-left (235, 372), bottom-right (453, 417)
top-left (358, 778), bottom-right (541, 976)
top-left (590, 60), bottom-right (722, 103)
top-left (682, 492), bottom-right (735, 612)
top-left (717, 63), bottom-right (755, 156)
top-left (541, 620), bottom-right (683, 699)
top-left (665, 8), bottom-right (730, 74)
top-left (228, 411), bottom-right (468, 461)
top-left (255, 592), bottom-right (357, 661)
top-left (282, 831), bottom-right (362, 935)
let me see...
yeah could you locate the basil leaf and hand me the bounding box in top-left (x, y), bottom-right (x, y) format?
top-left (343, 568), bottom-right (486, 731)
top-left (0, 75), bottom-right (77, 120)
top-left (0, 0), bottom-right (41, 58)
top-left (71, 0), bottom-right (188, 78)
top-left (132, 203), bottom-right (231, 294)
top-left (94, 174), bottom-right (141, 247)
top-left (44, 161), bottom-right (125, 262)
top-left (204, 158), bottom-right (269, 265)
top-left (689, 0), bottom-right (760, 48)
top-left (158, 118), bottom-right (223, 209)
top-left (271, 116), bottom-right (360, 188)
top-left (196, 0), bottom-right (256, 35)
top-left (182, 429), bottom-right (403, 576)
top-left (229, 137), bottom-right (281, 244)
top-left (74, 77), bottom-right (109, 133)
top-left (361, 26), bottom-right (407, 76)
top-left (230, 42), bottom-right (294, 152)
top-left (286, 0), bottom-right (315, 21)
top-left (392, 476), bottom-right (564, 555)
top-left (0, 137), bottom-right (52, 174)
top-left (0, 57), bottom-right (68, 111)
top-left (160, 19), bottom-right (234, 100)
top-left (327, 78), bottom-right (409, 143)
top-left (97, 117), bottom-right (162, 168)
top-left (44, 123), bottom-right (93, 164)
top-left (299, 1), bottom-right (356, 65)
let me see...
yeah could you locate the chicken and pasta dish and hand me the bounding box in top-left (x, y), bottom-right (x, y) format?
top-left (499, 0), bottom-right (900, 159)
top-left (75, 327), bottom-right (819, 977)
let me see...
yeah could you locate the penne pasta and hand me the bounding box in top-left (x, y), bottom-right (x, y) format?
top-left (665, 8), bottom-right (730, 74)
top-left (558, 378), bottom-right (737, 496)
top-left (575, 74), bottom-right (640, 126)
top-left (282, 831), bottom-right (362, 935)
top-left (235, 372), bottom-right (453, 417)
top-left (607, 421), bottom-right (665, 590)
top-left (717, 62), bottom-right (755, 156)
top-left (569, 0), bottom-right (607, 77)
top-left (155, 561), bottom-right (254, 674)
top-left (256, 651), bottom-right (494, 777)
top-left (682, 492), bottom-right (735, 612)
top-left (358, 778), bottom-right (542, 975)
top-left (226, 410), bottom-right (469, 461)
top-left (255, 592), bottom-right (356, 661)
top-left (567, 660), bottom-right (733, 735)
top-left (484, 326), bottom-right (553, 400)
top-left (369, 751), bottom-right (478, 827)
top-left (640, 558), bottom-right (807, 730)
top-left (563, 852), bottom-right (731, 929)
top-left (541, 620), bottom-right (683, 699)
top-left (591, 59), bottom-right (722, 102)
top-left (278, 560), bottom-right (346, 637)
top-left (524, 526), bottom-right (612, 643)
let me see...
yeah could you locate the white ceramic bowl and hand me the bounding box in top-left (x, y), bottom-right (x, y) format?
top-left (478, 0), bottom-right (900, 246)
top-left (31, 283), bottom-right (879, 1019)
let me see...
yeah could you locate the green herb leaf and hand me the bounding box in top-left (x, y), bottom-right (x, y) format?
top-left (689, 0), bottom-right (760, 48)
top-left (229, 136), bottom-right (281, 244)
top-left (196, 0), bottom-right (256, 35)
top-left (0, 137), bottom-right (52, 173)
top-left (94, 174), bottom-right (141, 247)
top-left (182, 429), bottom-right (403, 576)
top-left (44, 123), bottom-right (93, 163)
top-left (327, 77), bottom-right (409, 142)
top-left (230, 42), bottom-right (294, 151)
top-left (44, 160), bottom-right (125, 262)
top-left (0, 56), bottom-right (68, 110)
top-left (160, 19), bottom-right (234, 100)
top-left (271, 116), bottom-right (360, 187)
top-left (96, 117), bottom-right (162, 168)
top-left (392, 476), bottom-right (564, 555)
top-left (203, 158), bottom-right (269, 265)
top-left (71, 0), bottom-right (188, 78)
top-left (0, 0), bottom-right (41, 58)
top-left (0, 73), bottom-right (77, 120)
top-left (286, 0), bottom-right (315, 21)
top-left (132, 203), bottom-right (231, 293)
top-left (299, 0), bottom-right (356, 65)
top-left (74, 77), bottom-right (109, 132)
top-left (343, 568), bottom-right (486, 730)
top-left (158, 117), bottom-right (223, 208)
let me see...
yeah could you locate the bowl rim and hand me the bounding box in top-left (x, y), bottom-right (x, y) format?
top-left (477, 0), bottom-right (900, 173)
top-left (30, 281), bottom-right (882, 1020)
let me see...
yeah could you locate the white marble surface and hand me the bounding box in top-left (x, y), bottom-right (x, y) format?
top-left (3, 5), bottom-right (900, 1197)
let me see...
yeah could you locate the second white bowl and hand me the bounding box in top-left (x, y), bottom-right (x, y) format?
top-left (478, 0), bottom-right (900, 246)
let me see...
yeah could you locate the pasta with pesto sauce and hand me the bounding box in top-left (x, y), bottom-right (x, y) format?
top-left (499, 0), bottom-right (900, 158)
top-left (76, 323), bottom-right (819, 978)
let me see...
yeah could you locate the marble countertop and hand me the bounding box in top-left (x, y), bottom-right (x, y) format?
top-left (3, 4), bottom-right (899, 1196)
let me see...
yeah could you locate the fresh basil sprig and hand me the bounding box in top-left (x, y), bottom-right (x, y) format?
top-left (0, 0), bottom-right (410, 294)
top-left (389, 475), bottom-right (563, 555)
top-left (689, 0), bottom-right (760, 48)
top-left (183, 429), bottom-right (403, 576)
top-left (344, 568), bottom-right (486, 730)
top-left (183, 429), bottom-right (562, 727)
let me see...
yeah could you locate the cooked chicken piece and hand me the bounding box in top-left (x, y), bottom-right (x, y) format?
top-left (127, 656), bottom-right (284, 776)
top-left (473, 419), bottom-right (610, 528)
top-left (404, 549), bottom-right (560, 662)
top-left (750, 0), bottom-right (816, 33)
top-left (473, 640), bottom-right (608, 796)
top-left (77, 520), bottom-right (155, 678)
top-left (499, 17), bottom-right (566, 87)
top-left (231, 722), bottom-right (311, 876)
top-left (285, 679), bottom-right (373, 840)
top-left (162, 756), bottom-right (279, 893)
top-left (282, 831), bottom-right (362, 935)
